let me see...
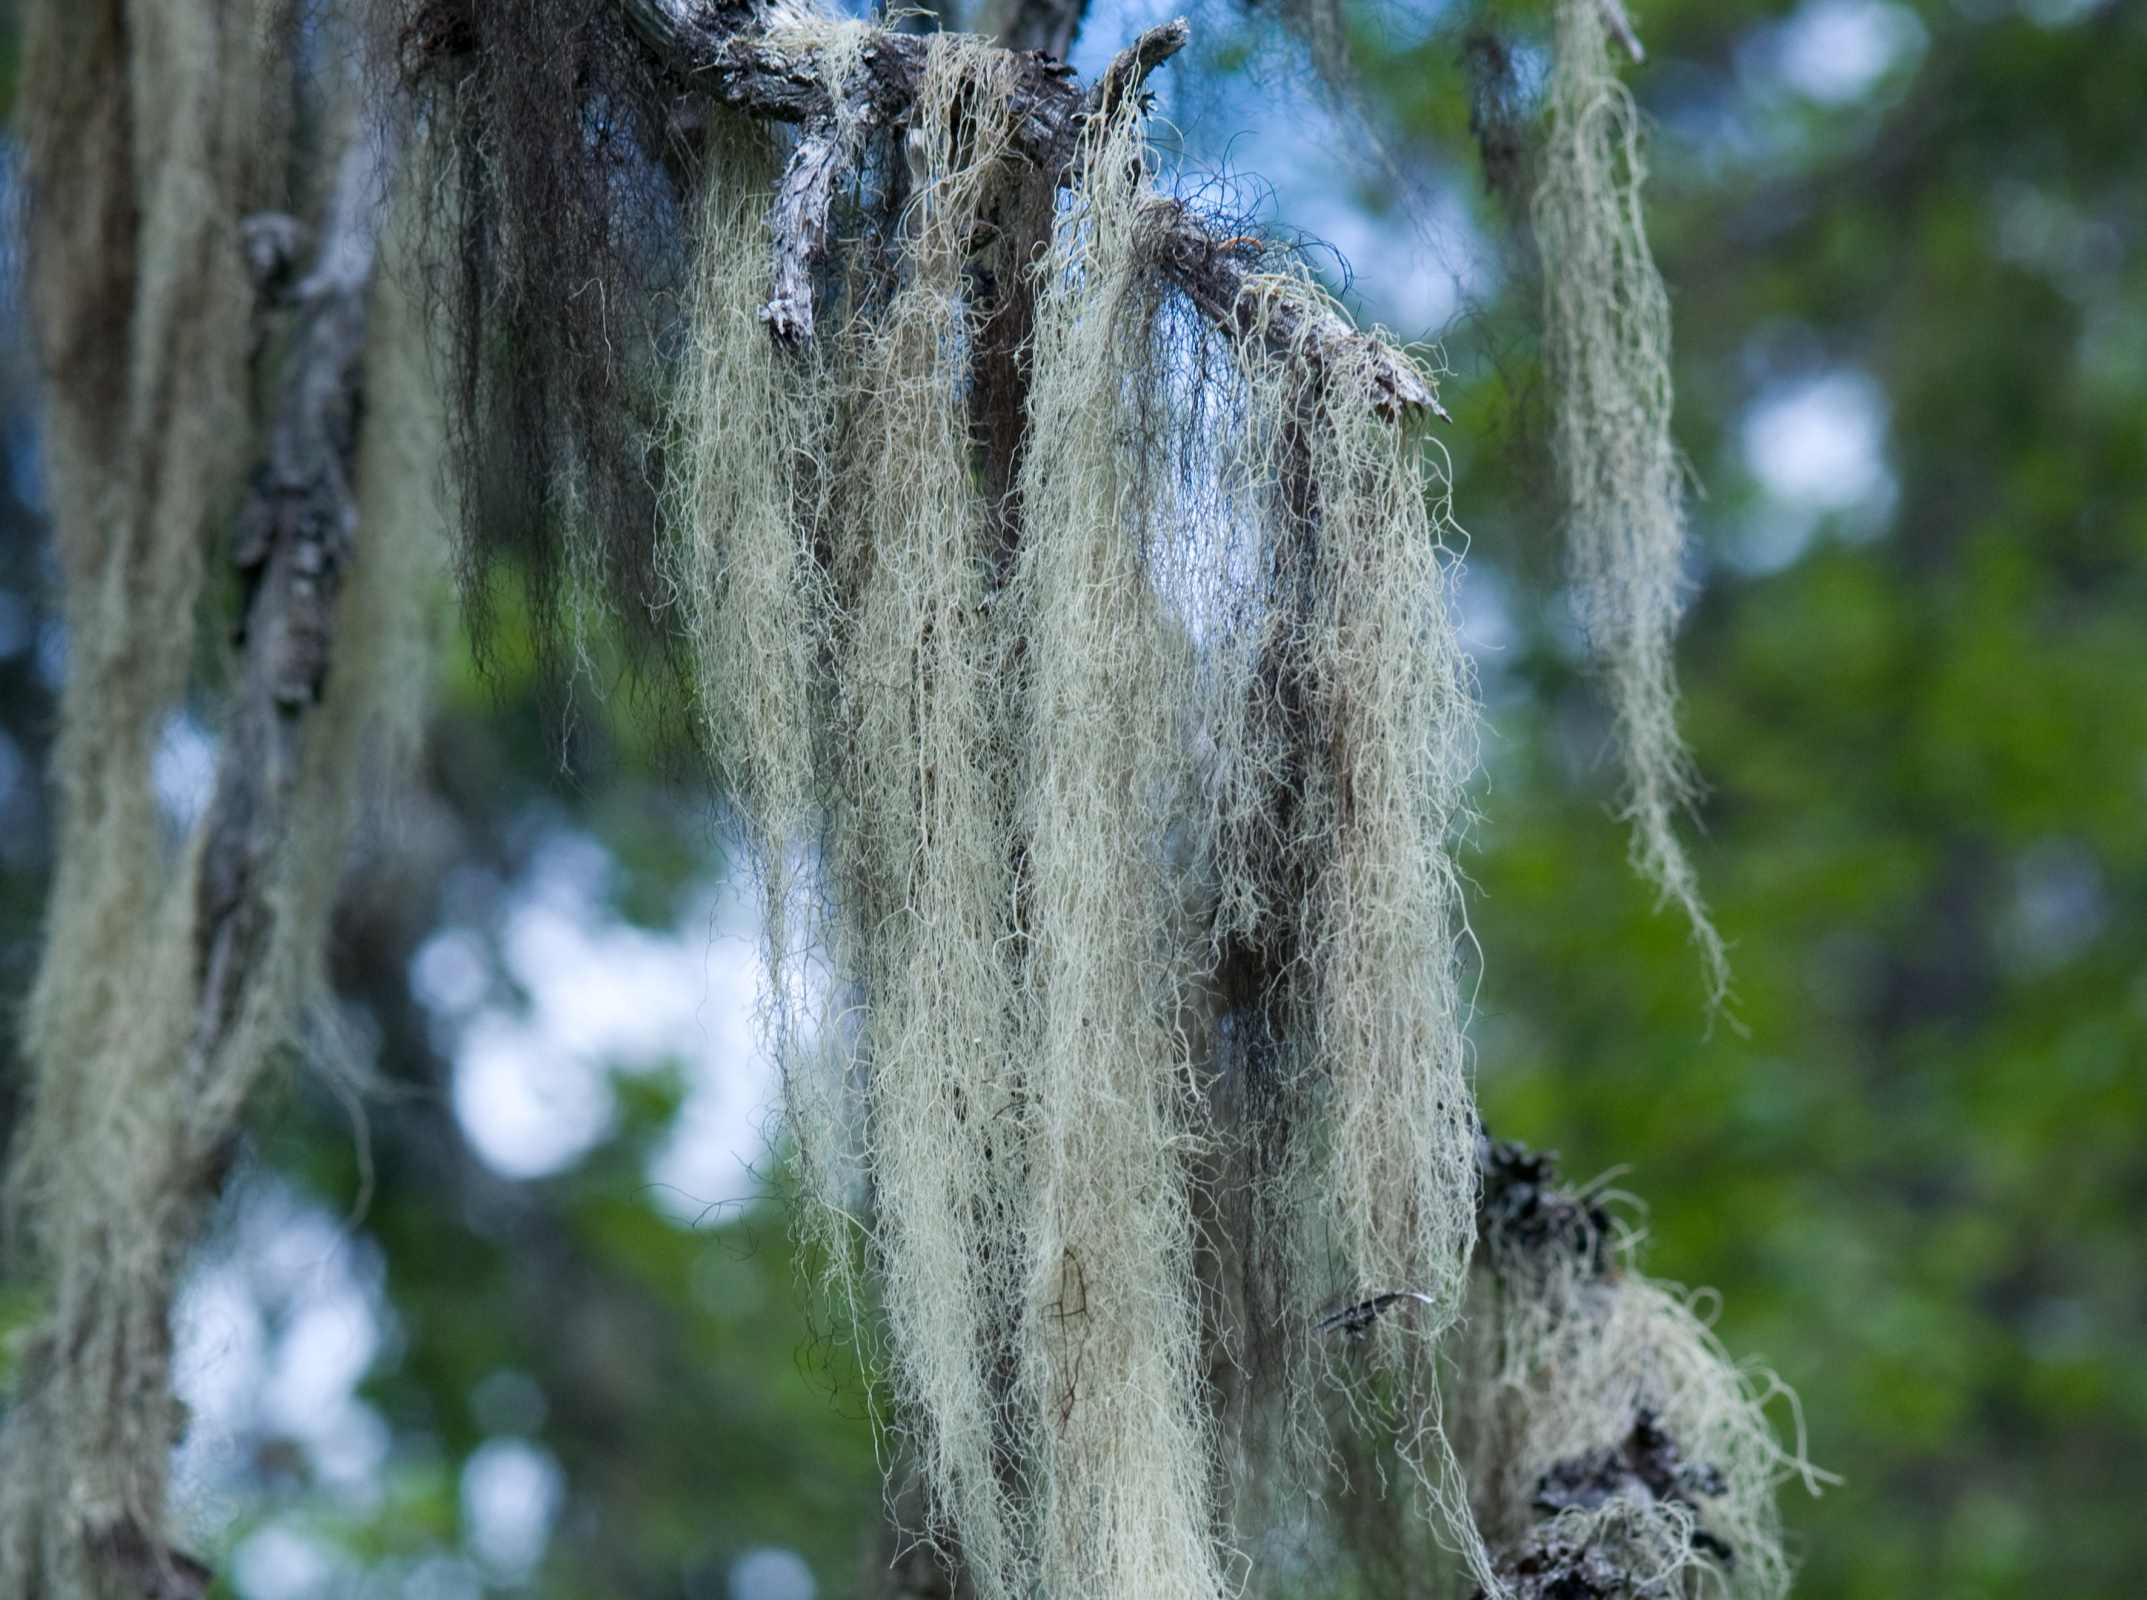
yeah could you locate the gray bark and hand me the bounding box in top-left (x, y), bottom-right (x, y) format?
top-left (194, 113), bottom-right (393, 1092)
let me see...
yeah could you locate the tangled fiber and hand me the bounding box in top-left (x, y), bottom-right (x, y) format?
top-left (1013, 98), bottom-right (1221, 1600)
top-left (1205, 275), bottom-right (1490, 1592)
top-left (662, 26), bottom-right (1491, 1591)
top-left (669, 124), bottom-right (819, 873)
top-left (5, 2), bottom-right (1806, 1597)
top-left (1535, 0), bottom-right (1728, 1008)
top-left (1451, 1145), bottom-right (1811, 1600)
top-left (828, 38), bottom-right (1034, 1597)
top-left (397, 0), bottom-right (689, 711)
top-left (0, 2), bottom-right (288, 1591)
top-left (675, 34), bottom-right (1040, 1595)
top-left (0, 5), bottom-right (444, 1587)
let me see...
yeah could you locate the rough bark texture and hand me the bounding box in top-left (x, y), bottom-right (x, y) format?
top-left (194, 122), bottom-right (388, 1102)
top-left (0, 12), bottom-right (392, 1591)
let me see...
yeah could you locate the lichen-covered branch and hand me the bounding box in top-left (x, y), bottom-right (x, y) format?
top-left (1457, 1137), bottom-right (1794, 1600)
top-left (1138, 201), bottom-right (1444, 421)
top-left (761, 109), bottom-right (867, 344)
top-left (0, 3), bottom-right (289, 1593)
top-left (1476, 1132), bottom-right (1618, 1278)
top-left (0, 29), bottom-right (398, 1591)
top-left (611, 0), bottom-right (1437, 419)
top-left (192, 115), bottom-right (390, 1121)
top-left (621, 0), bottom-right (1091, 161)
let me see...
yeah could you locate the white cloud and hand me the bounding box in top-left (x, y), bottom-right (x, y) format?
top-left (1732, 369), bottom-right (1895, 575)
top-left (450, 1008), bottom-right (618, 1179)
top-left (232, 1523), bottom-right (344, 1600)
top-left (172, 1180), bottom-right (395, 1522)
top-left (154, 713), bottom-right (219, 832)
top-left (172, 1264), bottom-right (269, 1450)
top-left (410, 927), bottom-right (492, 1016)
top-left (1743, 370), bottom-right (1893, 512)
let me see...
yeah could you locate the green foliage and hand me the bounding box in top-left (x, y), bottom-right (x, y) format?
top-left (1374, 3), bottom-right (2147, 1595)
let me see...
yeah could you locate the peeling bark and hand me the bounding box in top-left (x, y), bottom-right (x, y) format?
top-left (761, 108), bottom-right (869, 345)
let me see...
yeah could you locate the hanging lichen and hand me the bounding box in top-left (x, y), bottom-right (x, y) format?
top-left (662, 25), bottom-right (1491, 1587)
top-left (2, 3), bottom-right (1819, 1598)
top-left (1012, 95), bottom-right (1223, 1600)
top-left (1214, 273), bottom-right (1498, 1597)
top-left (833, 38), bottom-right (1037, 1598)
top-left (1536, 0), bottom-right (1729, 1008)
top-left (0, 4), bottom-right (445, 1582)
top-left (397, 0), bottom-right (689, 716)
top-left (0, 3), bottom-right (289, 1590)
top-left (349, 3), bottom-right (1798, 1596)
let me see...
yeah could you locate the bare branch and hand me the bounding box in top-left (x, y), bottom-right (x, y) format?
top-left (1090, 18), bottom-right (1189, 120)
top-left (761, 108), bottom-right (869, 344)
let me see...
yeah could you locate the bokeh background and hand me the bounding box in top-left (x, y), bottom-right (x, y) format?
top-left (1, 0), bottom-right (2143, 1597)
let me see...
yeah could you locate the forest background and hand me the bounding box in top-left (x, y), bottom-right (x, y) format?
top-left (0, 0), bottom-right (2140, 1598)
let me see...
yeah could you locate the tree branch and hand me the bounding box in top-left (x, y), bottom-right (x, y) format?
top-left (761, 106), bottom-right (868, 344)
top-left (191, 106), bottom-right (392, 1107)
top-left (1598, 0), bottom-right (1644, 64)
top-left (1464, 1138), bottom-right (1737, 1600)
top-left (610, 0), bottom-right (1439, 420)
top-left (1140, 202), bottom-right (1444, 421)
